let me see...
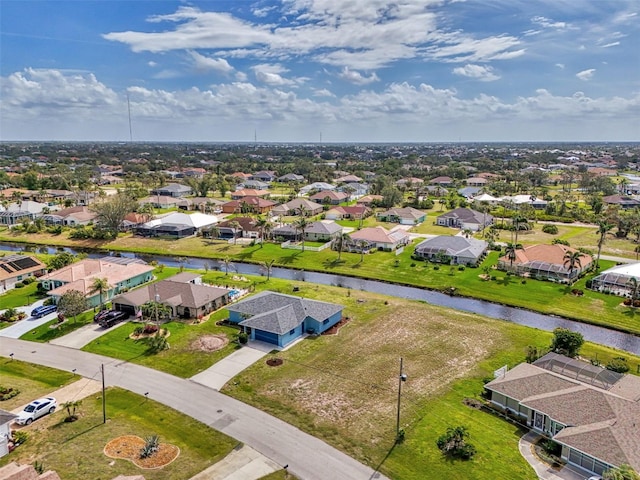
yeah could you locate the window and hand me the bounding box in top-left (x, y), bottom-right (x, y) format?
top-left (323, 319), bottom-right (329, 325)
top-left (289, 329), bottom-right (295, 335)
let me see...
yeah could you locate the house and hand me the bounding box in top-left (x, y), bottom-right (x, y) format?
top-left (356, 195), bottom-right (383, 206)
top-left (189, 197), bottom-right (224, 213)
top-left (0, 201), bottom-right (47, 226)
top-left (227, 290), bottom-right (344, 347)
top-left (429, 176), bottom-right (454, 186)
top-left (466, 177), bottom-right (488, 187)
top-left (215, 217), bottom-right (261, 239)
top-left (299, 182), bottom-right (335, 195)
top-left (221, 196), bottom-right (276, 215)
top-left (250, 170), bottom-right (277, 183)
top-left (277, 173), bottom-right (305, 183)
top-left (457, 186), bottom-right (482, 199)
top-left (324, 205), bottom-right (371, 221)
top-left (376, 207), bottom-right (426, 225)
top-left (497, 244), bottom-right (593, 282)
top-left (348, 226), bottom-right (410, 252)
top-left (396, 177), bottom-right (424, 188)
top-left (602, 195), bottom-right (640, 209)
top-left (413, 236), bottom-right (488, 266)
top-left (590, 262), bottom-right (640, 297)
top-left (40, 257), bottom-right (154, 307)
top-left (271, 198), bottom-right (323, 217)
top-left (137, 212), bottom-right (218, 238)
top-left (436, 207), bottom-right (493, 231)
top-left (337, 182), bottom-right (369, 196)
top-left (42, 206), bottom-right (97, 226)
top-left (485, 352), bottom-right (640, 478)
top-left (231, 172), bottom-right (252, 180)
top-left (139, 195), bottom-right (191, 209)
top-left (240, 180), bottom-right (270, 190)
top-left (503, 195), bottom-right (549, 210)
top-left (230, 189), bottom-right (270, 200)
top-left (304, 221), bottom-right (343, 242)
top-left (0, 254), bottom-right (47, 293)
top-left (309, 190), bottom-right (349, 205)
top-left (0, 411), bottom-right (17, 457)
top-left (335, 174), bottom-right (362, 184)
top-left (150, 183), bottom-right (192, 198)
top-left (473, 193), bottom-right (500, 205)
top-left (111, 273), bottom-right (229, 320)
top-left (121, 213), bottom-right (149, 231)
top-left (272, 224), bottom-right (299, 241)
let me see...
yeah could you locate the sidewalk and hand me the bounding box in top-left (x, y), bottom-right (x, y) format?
top-left (190, 445), bottom-right (280, 480)
top-left (519, 432), bottom-right (588, 480)
top-left (190, 343), bottom-right (270, 390)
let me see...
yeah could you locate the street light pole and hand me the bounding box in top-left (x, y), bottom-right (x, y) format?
top-left (396, 357), bottom-right (407, 440)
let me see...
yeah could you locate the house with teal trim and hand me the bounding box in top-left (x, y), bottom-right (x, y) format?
top-left (40, 257), bottom-right (154, 307)
top-left (226, 291), bottom-right (344, 347)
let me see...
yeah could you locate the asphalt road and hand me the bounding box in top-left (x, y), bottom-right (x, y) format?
top-left (0, 338), bottom-right (388, 480)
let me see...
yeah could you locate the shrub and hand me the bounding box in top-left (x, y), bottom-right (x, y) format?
top-left (540, 439), bottom-right (561, 456)
top-left (624, 299), bottom-right (632, 306)
top-left (12, 431), bottom-right (28, 445)
top-left (0, 385), bottom-right (20, 401)
top-left (139, 435), bottom-right (160, 459)
top-left (22, 276), bottom-right (36, 285)
top-left (542, 224), bottom-right (558, 235)
top-left (133, 326), bottom-right (144, 335)
top-left (143, 324), bottom-right (158, 334)
top-left (238, 332), bottom-right (249, 345)
top-left (436, 426), bottom-right (476, 460)
top-left (410, 263), bottom-right (416, 267)
top-left (552, 238), bottom-right (570, 246)
top-left (14, 282), bottom-right (24, 288)
top-left (433, 265), bottom-right (440, 271)
top-left (458, 265), bottom-right (465, 271)
top-left (634, 300), bottom-right (640, 308)
top-left (606, 357), bottom-right (630, 373)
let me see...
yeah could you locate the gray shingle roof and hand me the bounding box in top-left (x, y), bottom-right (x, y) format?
top-left (414, 235), bottom-right (488, 259)
top-left (229, 291), bottom-right (343, 335)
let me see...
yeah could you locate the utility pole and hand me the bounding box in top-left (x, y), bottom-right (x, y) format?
top-left (101, 363), bottom-right (106, 424)
top-left (396, 357), bottom-right (407, 440)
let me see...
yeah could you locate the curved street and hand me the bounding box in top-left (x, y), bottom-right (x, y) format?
top-left (0, 337), bottom-right (388, 480)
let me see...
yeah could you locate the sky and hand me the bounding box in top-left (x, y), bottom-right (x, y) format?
top-left (1, 0), bottom-right (639, 143)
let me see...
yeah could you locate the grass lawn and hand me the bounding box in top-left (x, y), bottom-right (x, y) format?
top-left (0, 282), bottom-right (45, 310)
top-left (0, 358), bottom-right (79, 410)
top-left (82, 308), bottom-right (242, 378)
top-left (0, 387), bottom-right (238, 480)
top-left (222, 286), bottom-right (640, 480)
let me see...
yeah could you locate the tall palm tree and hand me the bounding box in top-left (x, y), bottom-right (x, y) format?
top-left (503, 242), bottom-right (522, 270)
top-left (90, 277), bottom-right (111, 311)
top-left (255, 217), bottom-right (271, 248)
top-left (293, 216), bottom-right (310, 251)
top-left (627, 277), bottom-right (639, 304)
top-left (138, 202), bottom-right (155, 223)
top-left (261, 259), bottom-right (275, 280)
top-left (563, 250), bottom-right (583, 281)
top-left (595, 221), bottom-right (613, 269)
top-left (229, 220), bottom-right (241, 245)
top-left (221, 256), bottom-right (235, 276)
top-left (356, 239), bottom-right (369, 263)
top-left (332, 232), bottom-right (352, 260)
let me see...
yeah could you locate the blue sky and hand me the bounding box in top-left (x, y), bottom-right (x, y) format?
top-left (1, 0), bottom-right (639, 142)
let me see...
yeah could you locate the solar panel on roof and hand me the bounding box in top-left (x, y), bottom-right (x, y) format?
top-left (12, 257), bottom-right (39, 269)
top-left (0, 264), bottom-right (12, 273)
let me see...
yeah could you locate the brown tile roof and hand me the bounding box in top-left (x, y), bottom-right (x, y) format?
top-left (232, 189), bottom-right (270, 197)
top-left (500, 244), bottom-right (593, 269)
top-left (349, 226), bottom-right (409, 244)
top-left (309, 190), bottom-right (349, 202)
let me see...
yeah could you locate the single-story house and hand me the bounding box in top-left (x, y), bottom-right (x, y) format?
top-left (221, 196), bottom-right (276, 215)
top-left (325, 205), bottom-right (371, 221)
top-left (40, 257), bottom-right (154, 307)
top-left (502, 195), bottom-right (548, 209)
top-left (347, 226), bottom-right (410, 252)
top-left (466, 177), bottom-right (488, 187)
top-left (473, 193), bottom-right (500, 205)
top-left (0, 254), bottom-right (47, 293)
top-left (271, 198), bottom-right (323, 217)
top-left (299, 182), bottom-right (335, 195)
top-left (356, 194), bottom-right (383, 206)
top-left (309, 190), bottom-right (349, 205)
top-left (377, 207), bottom-right (426, 225)
top-left (590, 262), bottom-right (640, 297)
top-left (137, 212), bottom-right (218, 238)
top-left (272, 224), bottom-right (299, 241)
top-left (277, 173), bottom-right (305, 183)
top-left (602, 195), bottom-right (640, 209)
top-left (304, 220), bottom-right (342, 242)
top-left (335, 174), bottom-right (363, 184)
top-left (215, 216), bottom-right (261, 239)
top-left (457, 186), bottom-right (482, 199)
top-left (436, 207), bottom-right (493, 231)
top-left (112, 273), bottom-right (229, 319)
top-left (338, 182), bottom-right (369, 196)
top-left (151, 183), bottom-right (192, 198)
top-left (42, 206), bottom-right (97, 226)
top-left (0, 409), bottom-right (17, 457)
top-left (485, 352), bottom-right (640, 478)
top-left (396, 177), bottom-right (424, 187)
top-left (139, 195), bottom-right (190, 209)
top-left (240, 180), bottom-right (270, 190)
top-left (190, 197), bottom-right (224, 212)
top-left (250, 170), bottom-right (277, 183)
top-left (227, 290), bottom-right (344, 347)
top-left (413, 236), bottom-right (488, 266)
top-left (230, 189), bottom-right (271, 200)
top-left (424, 185), bottom-right (448, 196)
top-left (0, 201), bottom-right (47, 225)
top-left (497, 244), bottom-right (593, 282)
top-left (429, 176), bottom-right (454, 186)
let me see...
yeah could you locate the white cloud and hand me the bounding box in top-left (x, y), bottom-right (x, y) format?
top-left (337, 67), bottom-right (379, 85)
top-left (188, 51), bottom-right (234, 74)
top-left (251, 64), bottom-right (305, 86)
top-left (600, 41), bottom-right (620, 48)
top-left (252, 6), bottom-right (276, 18)
top-left (147, 61), bottom-right (157, 67)
top-left (452, 64), bottom-right (500, 82)
top-left (576, 68), bottom-right (596, 81)
top-left (313, 88), bottom-right (335, 97)
top-left (531, 16), bottom-right (569, 30)
top-left (555, 63), bottom-right (565, 69)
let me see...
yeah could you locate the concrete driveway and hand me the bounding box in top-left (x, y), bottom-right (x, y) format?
top-left (49, 320), bottom-right (127, 349)
top-left (519, 432), bottom-right (591, 480)
top-left (0, 299), bottom-right (58, 339)
top-left (190, 343), bottom-right (270, 390)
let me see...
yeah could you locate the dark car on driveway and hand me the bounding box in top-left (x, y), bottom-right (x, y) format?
top-left (94, 309), bottom-right (111, 323)
top-left (98, 310), bottom-right (128, 328)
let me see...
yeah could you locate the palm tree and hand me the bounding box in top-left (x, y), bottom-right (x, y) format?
top-left (356, 239), bottom-right (369, 263)
top-left (503, 242), bottom-right (522, 270)
top-left (229, 220), bottom-right (241, 245)
top-left (255, 217), bottom-right (271, 248)
top-left (90, 277), bottom-right (111, 311)
top-left (221, 256), bottom-right (235, 276)
top-left (627, 277), bottom-right (639, 304)
top-left (138, 202), bottom-right (155, 223)
top-left (563, 250), bottom-right (583, 281)
top-left (332, 232), bottom-right (352, 260)
top-left (293, 216), bottom-right (310, 251)
top-left (61, 400), bottom-right (82, 422)
top-left (261, 259), bottom-right (275, 280)
top-left (595, 221), bottom-right (613, 269)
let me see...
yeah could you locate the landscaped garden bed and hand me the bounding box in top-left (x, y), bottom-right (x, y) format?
top-left (104, 435), bottom-right (180, 469)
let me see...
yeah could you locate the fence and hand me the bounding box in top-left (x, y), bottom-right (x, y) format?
top-left (281, 240), bottom-right (331, 252)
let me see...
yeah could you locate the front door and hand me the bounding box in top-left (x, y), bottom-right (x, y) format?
top-left (534, 412), bottom-right (544, 430)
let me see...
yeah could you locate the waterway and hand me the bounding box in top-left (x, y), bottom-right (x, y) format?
top-left (3, 241), bottom-right (639, 355)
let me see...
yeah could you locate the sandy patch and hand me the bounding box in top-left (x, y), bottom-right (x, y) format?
top-left (190, 334), bottom-right (228, 352)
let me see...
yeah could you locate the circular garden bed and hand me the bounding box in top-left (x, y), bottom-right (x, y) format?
top-left (104, 435), bottom-right (180, 469)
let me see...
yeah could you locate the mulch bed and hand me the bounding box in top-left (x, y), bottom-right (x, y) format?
top-left (321, 317), bottom-right (351, 336)
top-left (266, 358), bottom-right (284, 367)
top-left (104, 435), bottom-right (180, 469)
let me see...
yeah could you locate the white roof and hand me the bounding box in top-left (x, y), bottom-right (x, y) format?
top-left (474, 193), bottom-right (499, 202)
top-left (599, 262), bottom-right (640, 278)
top-left (141, 212), bottom-right (217, 229)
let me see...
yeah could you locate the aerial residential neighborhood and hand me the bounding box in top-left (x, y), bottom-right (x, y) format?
top-left (0, 141), bottom-right (639, 480)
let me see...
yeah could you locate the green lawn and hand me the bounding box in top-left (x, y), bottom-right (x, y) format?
top-left (0, 358), bottom-right (80, 410)
top-left (0, 282), bottom-right (45, 309)
top-left (0, 387), bottom-right (238, 480)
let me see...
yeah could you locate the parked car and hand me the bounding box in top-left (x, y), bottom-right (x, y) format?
top-left (15, 397), bottom-right (57, 425)
top-left (98, 310), bottom-right (128, 328)
top-left (30, 304), bottom-right (57, 318)
top-left (94, 309), bottom-right (111, 323)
